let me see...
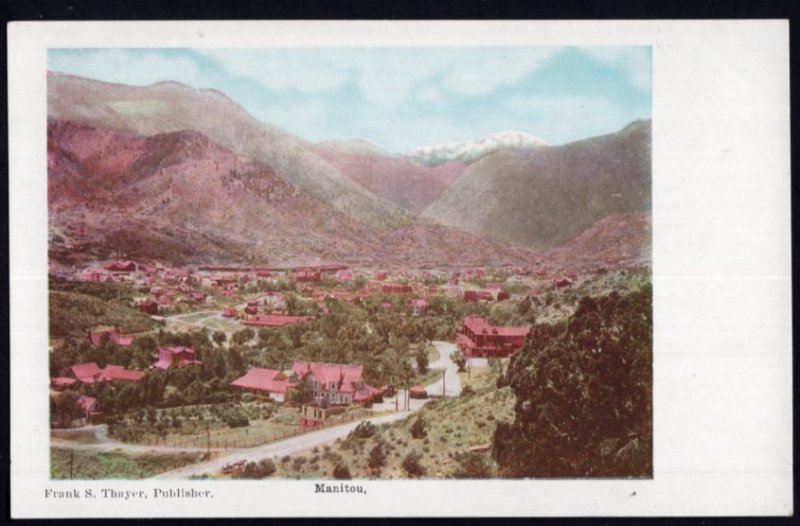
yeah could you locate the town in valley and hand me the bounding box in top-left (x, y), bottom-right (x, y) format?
top-left (47, 47), bottom-right (653, 480)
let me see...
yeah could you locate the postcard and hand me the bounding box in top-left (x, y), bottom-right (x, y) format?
top-left (8, 20), bottom-right (791, 517)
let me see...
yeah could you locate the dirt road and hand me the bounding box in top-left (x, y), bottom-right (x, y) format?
top-left (151, 409), bottom-right (425, 479)
top-left (425, 341), bottom-right (462, 397)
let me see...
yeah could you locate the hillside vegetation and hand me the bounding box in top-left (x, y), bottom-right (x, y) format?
top-left (493, 283), bottom-right (652, 477)
top-left (257, 360), bottom-right (514, 479)
top-left (49, 290), bottom-right (159, 339)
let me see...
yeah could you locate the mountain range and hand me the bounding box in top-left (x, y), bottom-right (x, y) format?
top-left (403, 131), bottom-right (549, 165)
top-left (47, 72), bottom-right (652, 270)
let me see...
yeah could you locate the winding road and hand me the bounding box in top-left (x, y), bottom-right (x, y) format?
top-left (425, 341), bottom-right (462, 397)
top-left (55, 340), bottom-right (464, 479)
top-left (152, 408), bottom-right (425, 479)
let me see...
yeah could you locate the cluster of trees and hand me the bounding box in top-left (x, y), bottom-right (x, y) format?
top-left (492, 284), bottom-right (653, 477)
top-left (50, 328), bottom-right (251, 432)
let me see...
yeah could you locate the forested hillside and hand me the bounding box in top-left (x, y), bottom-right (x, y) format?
top-left (493, 284), bottom-right (652, 477)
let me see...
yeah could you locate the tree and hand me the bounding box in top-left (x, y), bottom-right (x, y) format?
top-left (51, 391), bottom-right (80, 428)
top-left (368, 442), bottom-right (387, 469)
top-left (401, 451), bottom-right (427, 477)
top-left (212, 331), bottom-right (227, 345)
top-left (415, 347), bottom-right (429, 375)
top-left (449, 350), bottom-right (467, 372)
top-left (493, 284), bottom-right (653, 478)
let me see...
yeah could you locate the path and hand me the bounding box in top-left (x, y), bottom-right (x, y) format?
top-left (51, 425), bottom-right (231, 454)
top-left (151, 408), bottom-right (426, 479)
top-left (425, 341), bottom-right (462, 397)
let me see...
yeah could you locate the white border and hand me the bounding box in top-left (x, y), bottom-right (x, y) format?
top-left (9, 20), bottom-right (792, 517)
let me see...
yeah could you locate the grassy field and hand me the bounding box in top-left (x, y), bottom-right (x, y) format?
top-left (50, 448), bottom-right (215, 479)
top-left (457, 365), bottom-right (494, 392)
top-left (119, 402), bottom-right (373, 450)
top-left (260, 362), bottom-right (514, 479)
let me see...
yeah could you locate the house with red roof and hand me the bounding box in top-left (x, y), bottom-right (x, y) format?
top-left (222, 306), bottom-right (238, 318)
top-left (290, 361), bottom-right (382, 407)
top-left (383, 283), bottom-right (412, 294)
top-left (76, 395), bottom-right (103, 424)
top-left (410, 299), bottom-right (428, 317)
top-left (230, 368), bottom-right (290, 402)
top-left (137, 299), bottom-right (159, 315)
top-left (294, 269), bottom-right (321, 282)
top-left (243, 314), bottom-right (314, 328)
top-left (552, 277), bottom-right (573, 290)
top-left (50, 377), bottom-right (78, 389)
top-left (98, 365), bottom-right (146, 382)
top-left (456, 317), bottom-right (530, 358)
top-left (153, 346), bottom-right (201, 370)
top-left (88, 327), bottom-right (134, 347)
top-left (409, 384), bottom-right (428, 399)
top-left (68, 362), bottom-right (145, 384)
top-left (105, 260), bottom-right (137, 273)
top-left (336, 270), bottom-right (353, 282)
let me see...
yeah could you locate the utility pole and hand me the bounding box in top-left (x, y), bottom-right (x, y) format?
top-left (443, 369), bottom-right (446, 397)
top-left (206, 425), bottom-right (210, 453)
top-left (69, 449), bottom-right (74, 480)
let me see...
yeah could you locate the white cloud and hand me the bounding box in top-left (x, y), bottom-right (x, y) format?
top-left (579, 46), bottom-right (652, 92)
top-left (417, 84), bottom-right (443, 104)
top-left (198, 49), bottom-right (350, 93)
top-left (49, 49), bottom-right (206, 88)
top-left (440, 48), bottom-right (558, 96)
top-left (196, 48), bottom-right (561, 108)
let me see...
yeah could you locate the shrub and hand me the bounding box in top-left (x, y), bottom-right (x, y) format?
top-left (410, 416), bottom-right (427, 439)
top-left (234, 459), bottom-right (276, 479)
top-left (351, 420), bottom-right (376, 439)
top-left (450, 452), bottom-right (492, 479)
top-left (401, 451), bottom-right (427, 478)
top-left (225, 414), bottom-right (249, 428)
top-left (368, 443), bottom-right (387, 469)
top-left (333, 463), bottom-right (352, 479)
top-left (460, 385), bottom-right (476, 397)
top-left (449, 351), bottom-right (467, 372)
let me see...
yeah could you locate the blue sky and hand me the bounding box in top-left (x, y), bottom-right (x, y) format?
top-left (49, 47), bottom-right (651, 152)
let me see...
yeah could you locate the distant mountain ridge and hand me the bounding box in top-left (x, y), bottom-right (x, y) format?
top-left (421, 120), bottom-right (651, 250)
top-left (47, 119), bottom-right (539, 268)
top-left (403, 130), bottom-right (549, 165)
top-left (47, 72), bottom-right (651, 268)
top-left (47, 72), bottom-right (407, 229)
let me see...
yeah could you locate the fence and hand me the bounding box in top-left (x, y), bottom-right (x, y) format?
top-left (139, 409), bottom-right (373, 450)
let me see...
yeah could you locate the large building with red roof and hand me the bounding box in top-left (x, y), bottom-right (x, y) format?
top-left (88, 327), bottom-right (134, 347)
top-left (153, 346), bottom-right (201, 370)
top-left (230, 368), bottom-right (291, 402)
top-left (456, 317), bottom-right (530, 358)
top-left (243, 314), bottom-right (314, 328)
top-left (67, 362), bottom-right (145, 384)
top-left (291, 361), bottom-right (382, 407)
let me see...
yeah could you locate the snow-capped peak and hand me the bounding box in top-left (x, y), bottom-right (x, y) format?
top-left (403, 131), bottom-right (549, 165)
